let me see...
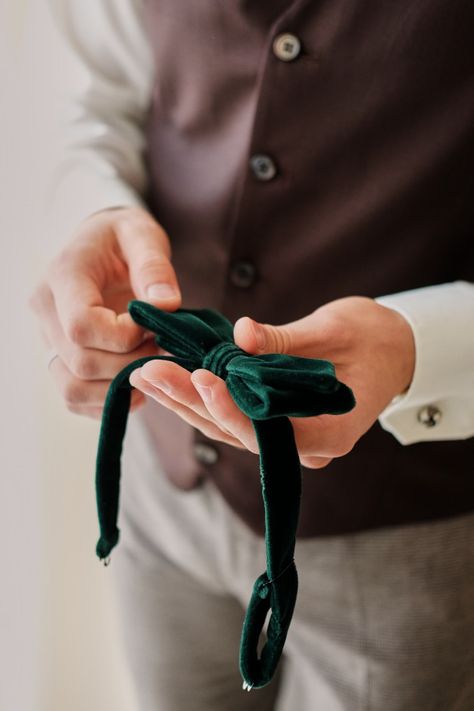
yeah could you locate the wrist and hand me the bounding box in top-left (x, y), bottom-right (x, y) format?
top-left (380, 304), bottom-right (416, 397)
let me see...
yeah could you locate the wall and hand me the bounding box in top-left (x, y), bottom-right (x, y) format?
top-left (0, 3), bottom-right (138, 709)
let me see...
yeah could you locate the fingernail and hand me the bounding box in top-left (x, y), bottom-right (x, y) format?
top-left (129, 369), bottom-right (141, 386)
top-left (143, 376), bottom-right (173, 395)
top-left (194, 383), bottom-right (213, 403)
top-left (146, 284), bottom-right (178, 301)
top-left (251, 321), bottom-right (266, 351)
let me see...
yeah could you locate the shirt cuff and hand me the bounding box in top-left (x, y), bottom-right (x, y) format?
top-left (375, 281), bottom-right (474, 445)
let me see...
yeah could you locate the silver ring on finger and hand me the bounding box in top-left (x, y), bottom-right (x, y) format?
top-left (45, 349), bottom-right (60, 371)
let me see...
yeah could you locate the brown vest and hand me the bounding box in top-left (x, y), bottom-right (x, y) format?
top-left (137, 0), bottom-right (474, 537)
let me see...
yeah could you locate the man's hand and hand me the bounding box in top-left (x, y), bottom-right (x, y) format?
top-left (29, 206), bottom-right (181, 419)
top-left (129, 296), bottom-right (416, 467)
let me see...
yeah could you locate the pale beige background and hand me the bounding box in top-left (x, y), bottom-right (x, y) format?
top-left (1, 2), bottom-right (138, 709)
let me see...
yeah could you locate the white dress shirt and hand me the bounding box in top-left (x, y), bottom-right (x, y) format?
top-left (45, 0), bottom-right (474, 445)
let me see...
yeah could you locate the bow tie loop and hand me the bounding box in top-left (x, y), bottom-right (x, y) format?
top-left (128, 300), bottom-right (234, 361)
top-left (225, 353), bottom-right (355, 420)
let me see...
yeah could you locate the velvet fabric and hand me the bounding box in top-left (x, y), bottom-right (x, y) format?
top-left (95, 300), bottom-right (355, 688)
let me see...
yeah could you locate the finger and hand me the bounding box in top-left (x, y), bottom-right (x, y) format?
top-left (233, 310), bottom-right (350, 358)
top-left (65, 394), bottom-right (145, 421)
top-left (129, 370), bottom-right (245, 449)
top-left (299, 455), bottom-right (334, 469)
top-left (116, 211), bottom-right (182, 305)
top-left (49, 259), bottom-right (146, 353)
top-left (290, 413), bottom-right (356, 458)
top-left (50, 357), bottom-right (144, 408)
top-left (137, 360), bottom-right (214, 421)
top-left (134, 361), bottom-right (240, 440)
top-left (39, 285), bottom-right (164, 380)
top-left (190, 369), bottom-right (259, 454)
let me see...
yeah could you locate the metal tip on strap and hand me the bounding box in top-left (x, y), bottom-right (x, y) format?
top-left (242, 681), bottom-right (253, 692)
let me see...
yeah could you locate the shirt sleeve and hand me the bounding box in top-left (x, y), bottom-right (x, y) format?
top-left (375, 281), bottom-right (474, 444)
top-left (44, 0), bottom-right (153, 244)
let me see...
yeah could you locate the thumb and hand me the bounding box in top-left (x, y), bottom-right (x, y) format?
top-left (233, 312), bottom-right (319, 357)
top-left (117, 212), bottom-right (182, 307)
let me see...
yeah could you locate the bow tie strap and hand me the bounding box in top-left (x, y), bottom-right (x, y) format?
top-left (239, 415), bottom-right (301, 688)
top-left (94, 300), bottom-right (355, 690)
top-left (95, 353), bottom-right (194, 560)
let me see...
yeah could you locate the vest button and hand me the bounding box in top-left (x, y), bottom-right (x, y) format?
top-left (273, 33), bottom-right (301, 62)
top-left (250, 154), bottom-right (277, 181)
top-left (193, 442), bottom-right (219, 465)
top-left (229, 260), bottom-right (257, 288)
top-left (417, 405), bottom-right (442, 428)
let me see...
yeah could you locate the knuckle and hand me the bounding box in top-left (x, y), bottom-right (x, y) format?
top-left (64, 313), bottom-right (88, 346)
top-left (70, 352), bottom-right (97, 379)
top-left (137, 253), bottom-right (172, 279)
top-left (266, 324), bottom-right (292, 354)
top-left (115, 329), bottom-right (139, 353)
top-left (119, 215), bottom-right (171, 259)
top-left (62, 379), bottom-right (87, 406)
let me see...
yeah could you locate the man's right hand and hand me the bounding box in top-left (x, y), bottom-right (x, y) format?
top-left (29, 206), bottom-right (182, 419)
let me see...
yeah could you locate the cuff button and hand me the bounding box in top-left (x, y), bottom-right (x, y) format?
top-left (417, 405), bottom-right (442, 428)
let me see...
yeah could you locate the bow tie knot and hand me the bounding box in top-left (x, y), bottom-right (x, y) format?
top-left (202, 340), bottom-right (248, 380)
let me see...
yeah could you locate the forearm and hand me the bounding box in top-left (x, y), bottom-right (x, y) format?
top-left (45, 0), bottom-right (153, 241)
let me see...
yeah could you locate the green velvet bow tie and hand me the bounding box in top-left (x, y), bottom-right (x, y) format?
top-left (95, 300), bottom-right (355, 690)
